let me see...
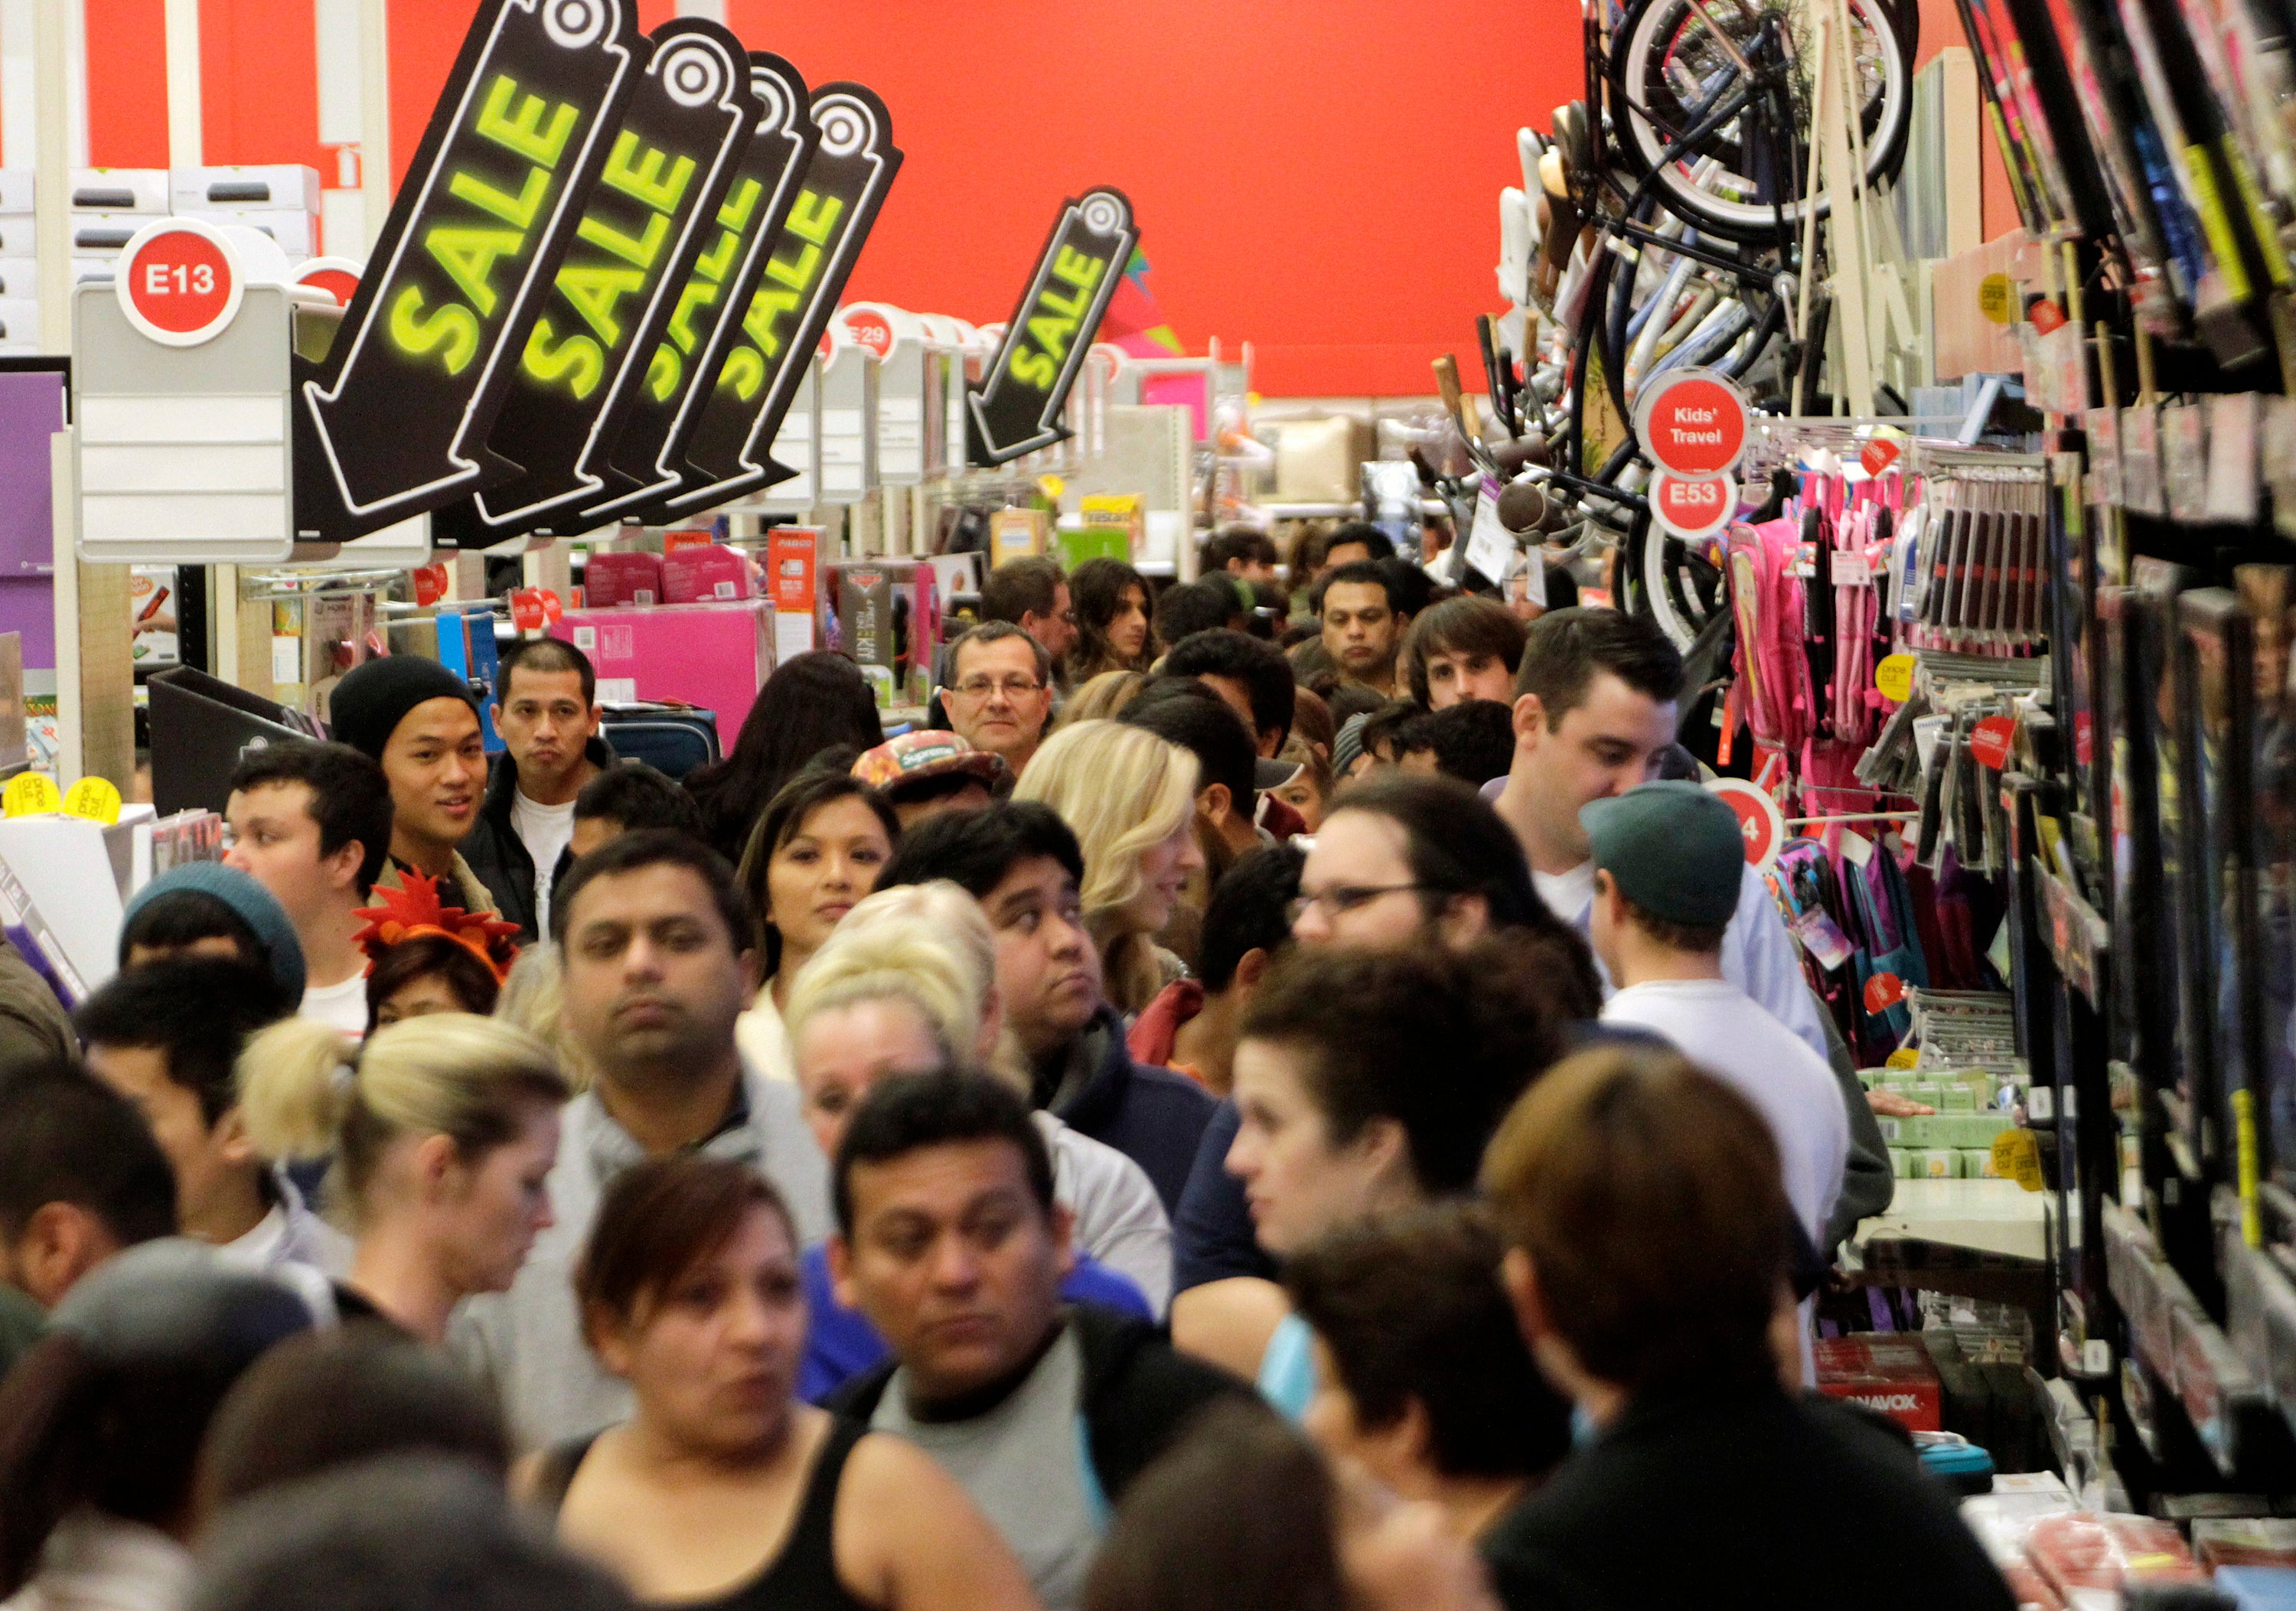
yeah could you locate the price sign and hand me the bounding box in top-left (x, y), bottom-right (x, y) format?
top-left (62, 777), bottom-right (122, 824)
top-left (1706, 776), bottom-right (1785, 873)
top-left (1979, 272), bottom-right (2015, 324)
top-left (1864, 971), bottom-right (1906, 1013)
top-left (510, 589), bottom-right (548, 630)
top-left (1649, 468), bottom-right (1736, 539)
top-left (116, 218), bottom-right (243, 346)
top-left (412, 563), bottom-right (450, 605)
top-left (1874, 652), bottom-right (1916, 703)
top-left (1886, 1048), bottom-right (1920, 1069)
top-left (294, 256), bottom-right (364, 308)
top-left (840, 307), bottom-right (896, 358)
top-left (1634, 367), bottom-right (1748, 478)
top-left (2, 773), bottom-right (59, 817)
top-left (1970, 714), bottom-right (2016, 770)
top-left (1860, 432), bottom-right (1903, 478)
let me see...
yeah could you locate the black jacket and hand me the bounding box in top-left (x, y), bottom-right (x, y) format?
top-left (1043, 1006), bottom-right (1215, 1216)
top-left (826, 1303), bottom-right (1255, 1505)
top-left (1481, 1387), bottom-right (2015, 1611)
top-left (463, 733), bottom-right (615, 944)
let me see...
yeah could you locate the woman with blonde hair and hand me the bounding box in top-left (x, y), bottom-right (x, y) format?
top-left (781, 882), bottom-right (1172, 1397)
top-left (1055, 668), bottom-right (1149, 729)
top-left (1012, 720), bottom-right (1205, 1015)
top-left (236, 1014), bottom-right (568, 1343)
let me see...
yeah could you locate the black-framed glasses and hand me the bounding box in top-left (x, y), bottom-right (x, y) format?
top-left (1287, 883), bottom-right (1433, 925)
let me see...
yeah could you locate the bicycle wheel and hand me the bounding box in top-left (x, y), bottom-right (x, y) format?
top-left (1608, 0), bottom-right (1916, 243)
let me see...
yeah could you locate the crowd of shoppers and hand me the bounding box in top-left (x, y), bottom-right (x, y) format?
top-left (0, 532), bottom-right (2024, 1611)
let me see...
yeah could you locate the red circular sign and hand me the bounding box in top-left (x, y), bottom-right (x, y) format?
top-left (295, 259), bottom-right (363, 308)
top-left (1864, 972), bottom-right (1906, 1013)
top-left (118, 220), bottom-right (240, 345)
top-left (843, 310), bottom-right (893, 358)
top-left (1650, 468), bottom-right (1736, 539)
top-left (1970, 714), bottom-right (2016, 771)
top-left (1860, 435), bottom-right (1903, 477)
top-left (510, 589), bottom-right (546, 631)
top-left (1638, 370), bottom-right (1748, 477)
top-left (1706, 777), bottom-right (1784, 872)
top-left (411, 563), bottom-right (448, 606)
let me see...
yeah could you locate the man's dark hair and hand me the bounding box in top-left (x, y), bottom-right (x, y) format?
top-left (1357, 699), bottom-right (1420, 767)
top-left (978, 557), bottom-right (1066, 628)
top-left (1322, 682), bottom-right (1385, 725)
top-left (1326, 773), bottom-right (1600, 1009)
top-left (227, 741), bottom-right (393, 896)
top-left (198, 1324), bottom-right (510, 1513)
top-left (1515, 605), bottom-right (1686, 721)
top-left (1620, 895), bottom-right (1729, 957)
top-left (1241, 944), bottom-right (1567, 1196)
top-left (1123, 680), bottom-right (1257, 814)
top-left (1152, 582), bottom-right (1240, 653)
top-left (494, 638), bottom-right (595, 706)
top-left (74, 960), bottom-right (289, 1126)
top-left (572, 762), bottom-right (703, 841)
top-left (1201, 527), bottom-right (1280, 574)
top-left (1402, 595), bottom-right (1529, 708)
top-left (1163, 630), bottom-right (1296, 748)
top-left (1374, 556), bottom-right (1434, 621)
top-left (1285, 1205), bottom-right (1570, 1481)
top-left (550, 829), bottom-right (751, 954)
top-left (877, 801), bottom-right (1082, 900)
top-left (190, 1456), bottom-right (635, 1611)
top-left (1309, 560), bottom-right (1404, 618)
top-left (1321, 521), bottom-right (1395, 566)
top-left (1396, 700), bottom-right (1515, 788)
top-left (947, 619), bottom-right (1053, 686)
top-left (833, 1069), bottom-right (1055, 1234)
top-left (0, 1065), bottom-right (177, 1247)
top-left (1199, 844), bottom-right (1303, 995)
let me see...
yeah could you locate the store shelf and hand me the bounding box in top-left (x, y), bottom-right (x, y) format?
top-left (1858, 1178), bottom-right (2050, 1263)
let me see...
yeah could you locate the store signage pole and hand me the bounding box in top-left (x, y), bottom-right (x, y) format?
top-left (966, 188), bottom-right (1138, 465)
top-left (655, 83), bottom-right (902, 517)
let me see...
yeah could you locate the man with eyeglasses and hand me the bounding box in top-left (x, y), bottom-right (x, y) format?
top-left (941, 621), bottom-right (1057, 778)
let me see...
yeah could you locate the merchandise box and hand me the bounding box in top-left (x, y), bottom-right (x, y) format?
top-left (830, 558), bottom-right (940, 708)
top-left (0, 172), bottom-right (31, 217)
top-left (68, 216), bottom-right (142, 255)
top-left (0, 220), bottom-right (33, 258)
top-left (180, 207), bottom-right (318, 259)
top-left (1813, 1335), bottom-right (1942, 1431)
top-left (989, 507), bottom-right (1048, 566)
top-left (553, 602), bottom-right (774, 739)
top-left (0, 259), bottom-right (38, 299)
top-left (765, 527), bottom-right (828, 664)
top-left (661, 543), bottom-right (754, 604)
top-left (584, 551), bottom-right (664, 607)
top-left (0, 299), bottom-right (38, 344)
top-left (68, 169), bottom-right (168, 214)
top-left (70, 259), bottom-right (115, 284)
top-left (171, 165), bottom-right (323, 214)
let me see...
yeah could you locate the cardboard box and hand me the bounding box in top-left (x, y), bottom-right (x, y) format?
top-left (830, 559), bottom-right (941, 708)
top-left (0, 173), bottom-right (32, 217)
top-left (765, 527), bottom-right (827, 664)
top-left (1066, 494), bottom-right (1143, 569)
top-left (0, 259), bottom-right (38, 299)
top-left (1814, 1335), bottom-right (1942, 1431)
top-left (989, 507), bottom-right (1048, 566)
top-left (171, 165), bottom-right (322, 214)
top-left (553, 602), bottom-right (774, 737)
top-left (583, 551), bottom-right (664, 608)
top-left (69, 169), bottom-right (168, 214)
top-left (0, 298), bottom-right (40, 344)
top-left (662, 543), bottom-right (754, 604)
top-left (67, 216), bottom-right (143, 255)
top-left (182, 207), bottom-right (318, 258)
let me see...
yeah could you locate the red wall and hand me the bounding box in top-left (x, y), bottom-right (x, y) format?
top-left (83, 0), bottom-right (1583, 396)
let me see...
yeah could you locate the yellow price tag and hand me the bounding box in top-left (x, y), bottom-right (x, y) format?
top-left (1991, 1127), bottom-right (2045, 1192)
top-left (62, 777), bottom-right (121, 824)
top-left (1874, 653), bottom-right (1916, 703)
top-left (1979, 273), bottom-right (2016, 325)
top-left (1886, 1048), bottom-right (1920, 1069)
top-left (2, 773), bottom-right (59, 817)
top-left (1035, 474), bottom-right (1065, 501)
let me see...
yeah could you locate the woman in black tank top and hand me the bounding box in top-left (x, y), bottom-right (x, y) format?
top-left (522, 1156), bottom-right (1039, 1611)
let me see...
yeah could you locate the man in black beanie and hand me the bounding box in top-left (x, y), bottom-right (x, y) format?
top-left (326, 657), bottom-right (497, 915)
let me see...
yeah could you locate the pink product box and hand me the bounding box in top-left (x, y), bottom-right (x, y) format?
top-left (585, 551), bottom-right (664, 607)
top-left (552, 602), bottom-right (775, 737)
top-left (662, 544), bottom-right (755, 604)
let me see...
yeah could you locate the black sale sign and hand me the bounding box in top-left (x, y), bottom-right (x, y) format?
top-left (582, 53), bottom-right (814, 525)
top-left (296, 0), bottom-right (642, 540)
top-left (432, 18), bottom-right (758, 545)
top-left (654, 83), bottom-right (901, 520)
top-left (967, 188), bottom-right (1137, 465)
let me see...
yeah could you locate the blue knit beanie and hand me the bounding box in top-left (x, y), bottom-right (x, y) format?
top-left (120, 863), bottom-right (306, 1000)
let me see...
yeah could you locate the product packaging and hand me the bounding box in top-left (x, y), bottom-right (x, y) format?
top-left (554, 602), bottom-right (774, 737)
top-left (1814, 1334), bottom-right (1942, 1430)
top-left (2197, 1519), bottom-right (2296, 1570)
top-left (989, 507), bottom-right (1049, 565)
top-left (2024, 1513), bottom-right (2206, 1601)
top-left (662, 544), bottom-right (755, 605)
top-left (1065, 494), bottom-right (1142, 568)
top-left (765, 527), bottom-right (828, 664)
top-left (830, 559), bottom-right (941, 709)
top-left (585, 552), bottom-right (664, 608)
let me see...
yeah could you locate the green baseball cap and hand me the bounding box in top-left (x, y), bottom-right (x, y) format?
top-left (1580, 781), bottom-right (1744, 928)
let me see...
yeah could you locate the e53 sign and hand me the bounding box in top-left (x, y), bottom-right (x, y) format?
top-left (1649, 466), bottom-right (1737, 539)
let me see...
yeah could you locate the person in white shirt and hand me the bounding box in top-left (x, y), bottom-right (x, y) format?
top-left (75, 958), bottom-right (351, 1278)
top-left (1488, 608), bottom-right (1833, 1065)
top-left (468, 638), bottom-right (612, 945)
top-left (1583, 782), bottom-right (1849, 1244)
top-left (224, 742), bottom-right (393, 1038)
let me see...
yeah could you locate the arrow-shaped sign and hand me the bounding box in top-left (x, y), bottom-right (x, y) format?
top-left (651, 83), bottom-right (901, 520)
top-left (580, 53), bottom-right (814, 525)
top-left (295, 0), bottom-right (641, 540)
top-left (431, 18), bottom-right (758, 546)
top-left (967, 188), bottom-right (1137, 465)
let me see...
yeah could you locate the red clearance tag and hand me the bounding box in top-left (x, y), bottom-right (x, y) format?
top-left (412, 563), bottom-right (448, 606)
top-left (1860, 436), bottom-right (1902, 477)
top-left (540, 589), bottom-right (564, 624)
top-left (1864, 972), bottom-right (1906, 1013)
top-left (509, 589), bottom-right (546, 631)
top-left (1971, 714), bottom-right (2016, 770)
top-left (2029, 299), bottom-right (2067, 334)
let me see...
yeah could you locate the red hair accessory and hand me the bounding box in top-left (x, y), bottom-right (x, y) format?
top-left (353, 871), bottom-right (522, 983)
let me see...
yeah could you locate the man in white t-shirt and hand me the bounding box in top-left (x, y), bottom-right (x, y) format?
top-left (466, 638), bottom-right (612, 944)
top-left (1583, 781), bottom-right (1849, 1243)
top-left (224, 742), bottom-right (393, 1037)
